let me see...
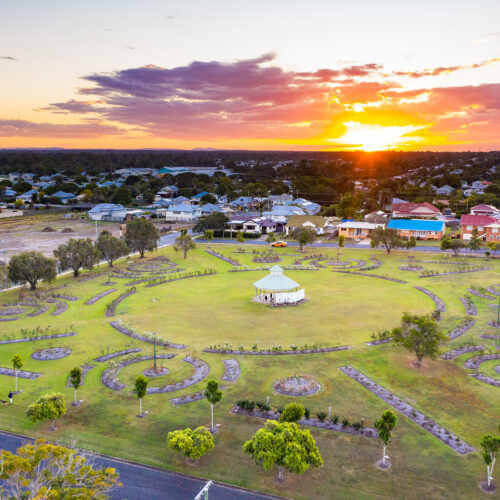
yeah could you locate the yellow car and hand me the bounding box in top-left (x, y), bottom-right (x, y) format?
top-left (271, 241), bottom-right (287, 247)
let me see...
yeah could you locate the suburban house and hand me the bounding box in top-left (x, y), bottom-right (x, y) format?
top-left (200, 203), bottom-right (223, 215)
top-left (17, 189), bottom-right (38, 202)
top-left (164, 203), bottom-right (201, 222)
top-left (392, 202), bottom-right (441, 219)
top-left (155, 186), bottom-right (178, 199)
top-left (292, 198), bottom-right (321, 215)
top-left (262, 205), bottom-right (305, 223)
top-left (337, 221), bottom-right (385, 240)
top-left (484, 223), bottom-right (500, 242)
top-left (387, 219), bottom-right (445, 240)
top-left (434, 185), bottom-right (455, 196)
top-left (364, 211), bottom-right (389, 224)
top-left (228, 213), bottom-right (277, 234)
top-left (459, 214), bottom-right (497, 240)
top-left (285, 215), bottom-right (338, 236)
top-left (268, 194), bottom-right (293, 206)
top-left (88, 203), bottom-right (127, 221)
top-left (52, 191), bottom-right (76, 203)
top-left (470, 204), bottom-right (500, 219)
top-left (171, 195), bottom-right (191, 205)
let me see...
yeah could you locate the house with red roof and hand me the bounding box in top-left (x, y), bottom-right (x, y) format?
top-left (392, 202), bottom-right (441, 219)
top-left (470, 204), bottom-right (500, 219)
top-left (459, 214), bottom-right (496, 240)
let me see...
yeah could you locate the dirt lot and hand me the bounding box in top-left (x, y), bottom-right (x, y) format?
top-left (0, 215), bottom-right (122, 262)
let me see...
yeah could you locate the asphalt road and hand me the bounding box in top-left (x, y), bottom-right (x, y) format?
top-left (0, 431), bottom-right (284, 500)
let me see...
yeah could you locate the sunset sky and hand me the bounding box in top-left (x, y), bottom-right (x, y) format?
top-left (1, 0), bottom-right (499, 151)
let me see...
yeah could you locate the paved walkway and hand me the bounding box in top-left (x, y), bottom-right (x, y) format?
top-left (0, 430), bottom-right (285, 500)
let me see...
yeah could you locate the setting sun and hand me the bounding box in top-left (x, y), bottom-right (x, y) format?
top-left (329, 122), bottom-right (426, 151)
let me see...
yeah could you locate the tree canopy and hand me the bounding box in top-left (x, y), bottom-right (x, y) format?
top-left (280, 402), bottom-right (305, 423)
top-left (167, 426), bottom-right (215, 461)
top-left (291, 226), bottom-right (317, 252)
top-left (243, 420), bottom-right (323, 481)
top-left (53, 238), bottom-right (100, 277)
top-left (392, 312), bottom-right (447, 366)
top-left (125, 218), bottom-right (159, 258)
top-left (193, 212), bottom-right (228, 233)
top-left (96, 232), bottom-right (129, 267)
top-left (173, 230), bottom-right (196, 259)
top-left (8, 252), bottom-right (57, 290)
top-left (371, 227), bottom-right (403, 254)
top-left (0, 439), bottom-right (120, 499)
top-left (26, 393), bottom-right (66, 431)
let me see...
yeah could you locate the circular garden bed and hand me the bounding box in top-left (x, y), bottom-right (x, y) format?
top-left (32, 347), bottom-right (72, 360)
top-left (399, 265), bottom-right (423, 271)
top-left (143, 367), bottom-right (169, 377)
top-left (273, 374), bottom-right (320, 396)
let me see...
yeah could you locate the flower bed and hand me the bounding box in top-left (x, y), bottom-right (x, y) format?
top-left (144, 270), bottom-right (216, 288)
top-left (51, 301), bottom-right (68, 316)
top-left (441, 345), bottom-right (486, 360)
top-left (105, 287), bottom-right (137, 317)
top-left (170, 385), bottom-right (229, 406)
top-left (221, 359), bottom-right (240, 382)
top-left (448, 318), bottom-right (475, 340)
top-left (399, 265), bottom-right (424, 271)
top-left (339, 366), bottom-right (474, 454)
top-left (52, 294), bottom-right (79, 302)
top-left (203, 345), bottom-right (351, 355)
top-left (459, 297), bottom-right (477, 316)
top-left (0, 367), bottom-right (42, 379)
top-left (0, 331), bottom-right (77, 345)
top-left (109, 320), bottom-right (185, 349)
top-left (419, 268), bottom-right (491, 278)
top-left (463, 351), bottom-right (500, 387)
top-left (94, 348), bottom-right (142, 362)
top-left (84, 289), bottom-right (117, 305)
top-left (273, 374), bottom-right (320, 396)
top-left (66, 364), bottom-right (95, 387)
top-left (334, 270), bottom-right (407, 284)
top-left (467, 288), bottom-right (496, 300)
top-left (147, 357), bottom-right (209, 394)
top-left (413, 286), bottom-right (446, 313)
top-left (206, 250), bottom-right (240, 266)
top-left (365, 337), bottom-right (392, 346)
top-left (0, 307), bottom-right (25, 316)
top-left (143, 367), bottom-right (169, 377)
top-left (486, 286), bottom-right (500, 296)
top-left (252, 255), bottom-right (281, 263)
top-left (32, 347), bottom-right (72, 360)
top-left (230, 406), bottom-right (378, 438)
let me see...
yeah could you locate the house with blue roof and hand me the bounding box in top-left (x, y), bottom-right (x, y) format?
top-left (3, 188), bottom-right (16, 198)
top-left (18, 189), bottom-right (39, 202)
top-left (164, 203), bottom-right (201, 222)
top-left (387, 219), bottom-right (445, 240)
top-left (200, 203), bottom-right (223, 215)
top-left (52, 191), bottom-right (76, 204)
top-left (88, 203), bottom-right (127, 221)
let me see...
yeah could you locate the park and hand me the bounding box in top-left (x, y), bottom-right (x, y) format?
top-left (0, 237), bottom-right (499, 499)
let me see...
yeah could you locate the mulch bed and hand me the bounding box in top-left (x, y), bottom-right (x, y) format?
top-left (0, 367), bottom-right (42, 379)
top-left (143, 367), bottom-right (169, 377)
top-left (441, 346), bottom-right (486, 360)
top-left (448, 318), bottom-right (475, 340)
top-left (273, 374), bottom-right (320, 396)
top-left (334, 270), bottom-right (407, 284)
top-left (413, 286), bottom-right (446, 313)
top-left (51, 302), bottom-right (68, 316)
top-left (0, 332), bottom-right (77, 345)
top-left (203, 345), bottom-right (351, 355)
top-left (66, 364), bottom-right (95, 387)
top-left (467, 288), bottom-right (496, 300)
top-left (459, 297), bottom-right (477, 316)
top-left (339, 366), bottom-right (474, 454)
top-left (365, 337), bottom-right (392, 346)
top-left (147, 357), bottom-right (209, 394)
top-left (109, 321), bottom-right (186, 349)
top-left (144, 271), bottom-right (216, 288)
top-left (32, 347), bottom-right (72, 360)
top-left (84, 288), bottom-right (117, 305)
top-left (94, 348), bottom-right (142, 362)
top-left (105, 289), bottom-right (137, 317)
top-left (221, 359), bottom-right (241, 382)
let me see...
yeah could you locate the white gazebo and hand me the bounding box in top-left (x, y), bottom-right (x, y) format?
top-left (253, 265), bottom-right (306, 306)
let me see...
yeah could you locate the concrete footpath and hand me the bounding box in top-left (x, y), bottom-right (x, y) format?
top-left (0, 430), bottom-right (285, 500)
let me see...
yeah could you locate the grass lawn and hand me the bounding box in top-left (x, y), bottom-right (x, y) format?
top-left (0, 243), bottom-right (499, 499)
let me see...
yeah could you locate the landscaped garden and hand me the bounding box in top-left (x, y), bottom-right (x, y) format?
top-left (0, 242), bottom-right (499, 499)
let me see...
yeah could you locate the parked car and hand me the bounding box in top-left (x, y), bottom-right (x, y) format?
top-left (271, 241), bottom-right (287, 247)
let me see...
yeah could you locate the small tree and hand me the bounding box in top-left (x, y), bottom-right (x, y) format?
top-left (337, 234), bottom-right (345, 258)
top-left (125, 218), bottom-right (159, 258)
top-left (204, 379), bottom-right (222, 431)
top-left (487, 241), bottom-right (499, 257)
top-left (266, 232), bottom-right (276, 244)
top-left (96, 233), bottom-right (129, 268)
top-left (12, 354), bottom-right (24, 392)
top-left (449, 238), bottom-right (466, 257)
top-left (236, 231), bottom-right (245, 243)
top-left (480, 433), bottom-right (500, 490)
top-left (53, 238), bottom-right (100, 277)
top-left (468, 227), bottom-right (482, 251)
top-left (204, 229), bottom-right (214, 243)
top-left (134, 375), bottom-right (148, 417)
top-left (167, 426), bottom-right (214, 461)
top-left (392, 312), bottom-right (447, 367)
top-left (370, 238), bottom-right (377, 257)
top-left (26, 393), bottom-right (66, 431)
top-left (0, 439), bottom-right (119, 498)
top-left (69, 367), bottom-right (82, 405)
top-left (243, 420), bottom-right (323, 481)
top-left (280, 402), bottom-right (305, 423)
top-left (371, 227), bottom-right (402, 254)
top-left (291, 227), bottom-right (317, 252)
top-left (173, 230), bottom-right (196, 259)
top-left (375, 410), bottom-right (398, 466)
top-left (8, 252), bottom-right (56, 290)
top-left (408, 236), bottom-right (417, 256)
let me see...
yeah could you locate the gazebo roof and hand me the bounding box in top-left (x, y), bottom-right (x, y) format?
top-left (253, 266), bottom-right (300, 291)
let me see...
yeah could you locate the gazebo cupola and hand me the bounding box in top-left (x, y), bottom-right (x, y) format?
top-left (252, 265), bottom-right (306, 306)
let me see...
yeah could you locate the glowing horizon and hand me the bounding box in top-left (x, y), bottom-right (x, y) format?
top-left (0, 0), bottom-right (499, 151)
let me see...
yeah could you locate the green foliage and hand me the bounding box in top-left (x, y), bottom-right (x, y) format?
top-left (96, 233), bottom-right (129, 266)
top-left (338, 234), bottom-right (345, 248)
top-left (26, 393), bottom-right (66, 428)
top-left (53, 238), bottom-right (100, 277)
top-left (236, 231), bottom-right (245, 243)
top-left (280, 402), bottom-right (305, 423)
top-left (480, 433), bottom-right (500, 466)
top-left (125, 218), bottom-right (159, 258)
top-left (200, 193), bottom-right (217, 205)
top-left (134, 375), bottom-right (148, 399)
top-left (468, 228), bottom-right (482, 251)
top-left (167, 426), bottom-right (214, 460)
top-left (112, 186), bottom-right (132, 205)
top-left (243, 420), bottom-right (323, 481)
top-left (8, 252), bottom-right (57, 290)
top-left (316, 412), bottom-right (327, 421)
top-left (392, 312), bottom-right (447, 365)
top-left (486, 241), bottom-right (499, 255)
top-left (375, 410), bottom-right (398, 446)
top-left (291, 227), bottom-right (317, 252)
top-left (371, 227), bottom-right (403, 254)
top-left (204, 229), bottom-right (214, 242)
top-left (193, 212), bottom-right (229, 233)
top-left (0, 438), bottom-right (120, 498)
top-left (69, 366), bottom-right (82, 391)
top-left (204, 379), bottom-right (222, 405)
top-left (173, 232), bottom-right (196, 259)
top-left (12, 354), bottom-right (24, 371)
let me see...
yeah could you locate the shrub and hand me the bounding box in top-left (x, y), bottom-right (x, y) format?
top-left (256, 401), bottom-right (270, 411)
top-left (331, 414), bottom-right (339, 425)
top-left (352, 421), bottom-right (363, 432)
top-left (316, 412), bottom-right (327, 422)
top-left (280, 402), bottom-right (305, 423)
top-left (304, 408), bottom-right (310, 419)
top-left (341, 417), bottom-right (349, 427)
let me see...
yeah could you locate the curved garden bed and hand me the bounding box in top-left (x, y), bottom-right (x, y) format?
top-left (467, 288), bottom-right (496, 300)
top-left (105, 288), bottom-right (137, 317)
top-left (448, 318), bottom-right (475, 340)
top-left (109, 321), bottom-right (186, 349)
top-left (441, 345), bottom-right (486, 360)
top-left (0, 331), bottom-right (77, 345)
top-left (203, 345), bottom-right (351, 355)
top-left (147, 357), bottom-right (209, 394)
top-left (459, 297), bottom-right (477, 316)
top-left (334, 271), bottom-right (407, 284)
top-left (32, 347), bottom-right (72, 361)
top-left (94, 348), bottom-right (142, 362)
top-left (66, 364), bottom-right (95, 387)
top-left (0, 367), bottom-right (42, 379)
top-left (413, 286), bottom-right (446, 314)
top-left (221, 359), bottom-right (241, 382)
top-left (85, 289), bottom-right (117, 305)
top-left (273, 374), bottom-right (320, 396)
top-left (51, 302), bottom-right (68, 316)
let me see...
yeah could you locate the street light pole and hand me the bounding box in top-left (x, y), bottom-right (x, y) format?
top-left (497, 294), bottom-right (500, 325)
top-left (153, 332), bottom-right (157, 372)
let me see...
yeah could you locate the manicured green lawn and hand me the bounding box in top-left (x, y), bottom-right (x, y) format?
top-left (0, 244), bottom-right (499, 499)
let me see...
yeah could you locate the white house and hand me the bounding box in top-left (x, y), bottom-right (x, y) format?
top-left (88, 203), bottom-right (127, 221)
top-left (164, 203), bottom-right (201, 222)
